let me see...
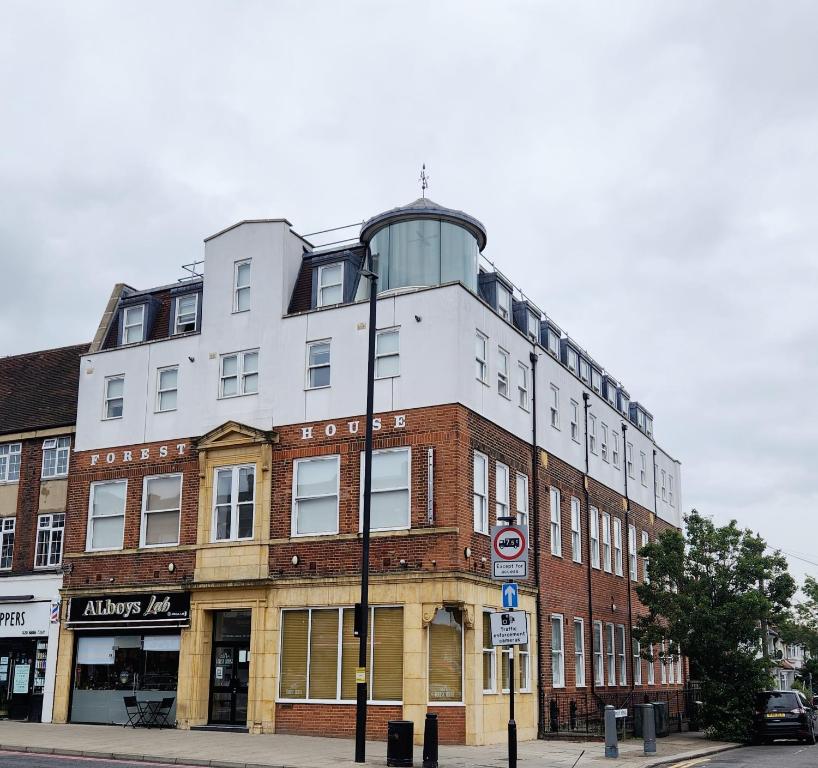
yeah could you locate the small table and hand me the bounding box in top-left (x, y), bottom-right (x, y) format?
top-left (137, 699), bottom-right (162, 727)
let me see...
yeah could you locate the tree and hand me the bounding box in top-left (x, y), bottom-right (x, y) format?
top-left (780, 576), bottom-right (818, 693)
top-left (634, 511), bottom-right (796, 741)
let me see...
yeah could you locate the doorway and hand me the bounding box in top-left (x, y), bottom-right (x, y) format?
top-left (0, 641), bottom-right (36, 721)
top-left (208, 610), bottom-right (251, 725)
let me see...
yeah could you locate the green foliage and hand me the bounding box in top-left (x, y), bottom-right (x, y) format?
top-left (634, 511), bottom-right (796, 742)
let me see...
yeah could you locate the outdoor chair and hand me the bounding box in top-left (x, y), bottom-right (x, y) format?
top-left (154, 696), bottom-right (176, 728)
top-left (123, 696), bottom-right (142, 727)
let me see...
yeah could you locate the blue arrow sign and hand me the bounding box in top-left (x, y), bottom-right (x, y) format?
top-left (502, 582), bottom-right (519, 609)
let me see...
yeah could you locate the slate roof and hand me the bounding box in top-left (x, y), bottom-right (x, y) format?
top-left (0, 343), bottom-right (89, 435)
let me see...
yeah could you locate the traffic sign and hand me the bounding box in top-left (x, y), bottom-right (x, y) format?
top-left (502, 583), bottom-right (519, 609)
top-left (490, 524), bottom-right (529, 579)
top-left (489, 610), bottom-right (529, 646)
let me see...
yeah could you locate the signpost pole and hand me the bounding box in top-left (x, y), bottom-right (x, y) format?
top-left (508, 643), bottom-right (516, 768)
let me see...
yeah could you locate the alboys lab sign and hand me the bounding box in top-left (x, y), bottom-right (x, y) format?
top-left (67, 592), bottom-right (191, 628)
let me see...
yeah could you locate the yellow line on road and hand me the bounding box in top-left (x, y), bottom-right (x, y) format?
top-left (669, 759), bottom-right (711, 768)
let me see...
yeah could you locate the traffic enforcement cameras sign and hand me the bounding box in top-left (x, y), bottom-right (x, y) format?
top-left (489, 610), bottom-right (529, 646)
top-left (490, 524), bottom-right (529, 579)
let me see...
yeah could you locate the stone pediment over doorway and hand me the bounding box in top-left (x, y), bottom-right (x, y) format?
top-left (194, 420), bottom-right (278, 450)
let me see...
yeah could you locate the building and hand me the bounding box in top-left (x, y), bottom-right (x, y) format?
top-left (764, 628), bottom-right (811, 691)
top-left (0, 343), bottom-right (86, 721)
top-left (52, 197), bottom-right (684, 743)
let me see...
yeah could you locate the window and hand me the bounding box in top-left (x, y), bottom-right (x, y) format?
top-left (122, 305), bottom-right (145, 344)
top-left (293, 457), bottom-right (339, 536)
top-left (600, 423), bottom-right (608, 462)
top-left (660, 643), bottom-right (667, 684)
top-left (497, 286), bottom-right (512, 321)
top-left (547, 329), bottom-right (560, 357)
top-left (612, 431), bottom-right (620, 467)
top-left (87, 480), bottom-right (126, 551)
top-left (550, 385), bottom-right (559, 428)
top-left (613, 518), bottom-right (623, 576)
top-left (156, 366), bottom-right (178, 412)
top-left (669, 476), bottom-right (674, 506)
top-left (642, 531), bottom-right (650, 583)
top-left (473, 452), bottom-right (488, 533)
top-left (497, 348), bottom-right (510, 398)
top-left (567, 348), bottom-right (578, 374)
top-left (579, 358), bottom-right (590, 384)
top-left (141, 474), bottom-right (182, 547)
top-left (570, 497), bottom-right (581, 563)
top-left (482, 612), bottom-right (496, 693)
top-left (676, 653), bottom-right (682, 684)
top-left (590, 507), bottom-right (600, 569)
top-left (496, 463), bottom-right (509, 523)
top-left (0, 443), bottom-right (21, 483)
top-left (647, 643), bottom-right (655, 684)
top-left (620, 395), bottom-right (630, 416)
top-left (606, 623), bottom-right (616, 686)
top-left (42, 436), bottom-right (70, 478)
top-left (617, 625), bottom-right (627, 686)
top-left (661, 470), bottom-right (667, 500)
top-left (517, 363), bottom-right (529, 410)
top-left (589, 415), bottom-right (597, 454)
top-left (233, 259), bottom-right (251, 312)
top-left (279, 606), bottom-right (402, 702)
top-left (633, 637), bottom-right (642, 685)
top-left (375, 329), bottom-right (400, 378)
top-left (35, 513), bottom-right (64, 568)
top-left (104, 376), bottom-right (124, 419)
top-left (306, 341), bottom-right (331, 389)
top-left (640, 452), bottom-right (647, 486)
top-left (574, 619), bottom-right (586, 687)
top-left (626, 443), bottom-right (634, 478)
top-left (527, 310), bottom-right (540, 342)
top-left (601, 513), bottom-right (611, 572)
top-left (475, 332), bottom-right (488, 383)
top-left (429, 607), bottom-right (463, 703)
top-left (0, 519), bottom-right (15, 569)
top-left (517, 632), bottom-right (531, 692)
top-left (570, 400), bottom-right (579, 442)
top-left (551, 615), bottom-right (565, 687)
top-left (515, 473), bottom-right (528, 526)
top-left (591, 369), bottom-right (602, 394)
top-left (174, 293), bottom-right (198, 334)
top-left (213, 465), bottom-right (255, 541)
top-left (363, 448), bottom-right (410, 531)
top-left (628, 524), bottom-right (637, 581)
top-left (593, 621), bottom-right (604, 686)
top-left (317, 263), bottom-right (344, 307)
top-left (550, 487), bottom-right (561, 556)
top-left (220, 350), bottom-right (258, 397)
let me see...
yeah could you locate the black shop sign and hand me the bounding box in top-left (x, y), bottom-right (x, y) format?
top-left (68, 591), bottom-right (191, 628)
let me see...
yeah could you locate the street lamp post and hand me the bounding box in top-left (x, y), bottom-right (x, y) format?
top-left (355, 262), bottom-right (378, 763)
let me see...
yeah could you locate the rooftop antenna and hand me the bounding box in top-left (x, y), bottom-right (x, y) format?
top-left (419, 163), bottom-right (429, 198)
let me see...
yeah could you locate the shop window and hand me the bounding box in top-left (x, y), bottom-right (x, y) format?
top-left (361, 448), bottom-right (410, 531)
top-left (87, 480), bottom-right (126, 551)
top-left (0, 442), bottom-right (21, 482)
top-left (213, 465), bottom-right (254, 541)
top-left (42, 436), bottom-right (70, 478)
top-left (428, 607), bottom-right (463, 703)
top-left (141, 474), bottom-right (182, 547)
top-left (0, 518), bottom-right (15, 569)
top-left (35, 513), bottom-right (64, 568)
top-left (482, 612), bottom-right (496, 693)
top-left (292, 456), bottom-right (339, 536)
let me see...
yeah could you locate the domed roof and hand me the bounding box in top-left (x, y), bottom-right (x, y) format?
top-left (360, 197), bottom-right (487, 251)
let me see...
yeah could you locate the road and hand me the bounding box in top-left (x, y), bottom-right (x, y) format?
top-left (0, 754), bottom-right (182, 768)
top-left (670, 743), bottom-right (817, 768)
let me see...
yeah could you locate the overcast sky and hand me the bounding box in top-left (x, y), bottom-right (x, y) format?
top-left (1, 1), bottom-right (816, 585)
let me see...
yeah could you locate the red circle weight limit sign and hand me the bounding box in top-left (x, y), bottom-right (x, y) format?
top-left (492, 526), bottom-right (527, 561)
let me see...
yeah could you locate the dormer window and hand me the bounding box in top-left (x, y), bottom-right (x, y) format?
top-left (579, 359), bottom-right (590, 384)
top-left (317, 263), bottom-right (344, 307)
top-left (637, 411), bottom-right (646, 431)
top-left (619, 395), bottom-right (630, 416)
top-left (174, 293), bottom-right (199, 334)
top-left (527, 310), bottom-right (540, 342)
top-left (497, 286), bottom-right (512, 321)
top-left (591, 370), bottom-right (602, 394)
top-left (646, 416), bottom-right (654, 438)
top-left (122, 305), bottom-right (145, 344)
top-left (566, 348), bottom-right (578, 374)
top-left (547, 329), bottom-right (560, 357)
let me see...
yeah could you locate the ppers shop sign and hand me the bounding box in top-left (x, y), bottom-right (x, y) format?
top-left (67, 592), bottom-right (191, 628)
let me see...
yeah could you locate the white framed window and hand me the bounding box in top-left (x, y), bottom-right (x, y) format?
top-left (35, 513), bottom-right (64, 568)
top-left (574, 618), bottom-right (586, 687)
top-left (567, 347), bottom-right (578, 373)
top-left (550, 385), bottom-right (559, 428)
top-left (213, 465), bottom-right (255, 541)
top-left (617, 625), bottom-right (627, 686)
top-left (606, 623), bottom-right (616, 686)
top-left (87, 479), bottom-right (126, 551)
top-left (317, 263), bottom-right (344, 307)
top-left (633, 636), bottom-right (642, 685)
top-left (590, 506), bottom-right (600, 569)
top-left (600, 423), bottom-right (609, 462)
top-left (517, 362), bottom-right (529, 410)
top-left (570, 400), bottom-right (579, 442)
top-left (219, 350), bottom-right (258, 397)
top-left (669, 476), bottom-right (674, 506)
top-left (602, 512), bottom-right (611, 572)
top-left (551, 614), bottom-right (565, 687)
top-left (612, 431), bottom-right (620, 467)
top-left (642, 530), bottom-right (650, 583)
top-left (362, 448), bottom-right (411, 531)
top-left (527, 309), bottom-right (540, 342)
top-left (495, 462), bottom-right (509, 523)
top-left (661, 470), bottom-right (667, 500)
top-left (473, 451), bottom-right (488, 534)
top-left (0, 518), bottom-right (15, 569)
top-left (141, 474), bottom-right (182, 547)
top-left (122, 305), bottom-right (145, 344)
top-left (591, 369), bottom-right (602, 394)
top-left (628, 524), bottom-right (637, 581)
top-left (293, 456), bottom-right (339, 536)
top-left (0, 443), bottom-right (21, 483)
top-left (626, 443), bottom-right (634, 478)
top-left (103, 375), bottom-right (124, 419)
top-left (497, 286), bottom-right (512, 321)
top-left (570, 497), bottom-right (581, 563)
top-left (579, 358), bottom-right (590, 384)
top-left (647, 643), bottom-right (655, 685)
top-left (589, 414), bottom-right (597, 454)
top-left (547, 329), bottom-right (560, 357)
top-left (42, 436), bottom-right (70, 478)
top-left (613, 518), bottom-right (623, 576)
top-left (497, 347), bottom-right (510, 398)
top-left (233, 259), bottom-right (251, 312)
top-left (375, 329), bottom-right (400, 379)
top-left (515, 473), bottom-right (529, 526)
top-left (156, 366), bottom-right (178, 412)
top-left (174, 293), bottom-right (198, 334)
top-left (660, 642), bottom-right (667, 684)
top-left (306, 341), bottom-right (331, 389)
top-left (517, 631), bottom-right (531, 692)
top-left (593, 620), bottom-right (604, 686)
top-left (550, 487), bottom-right (561, 557)
top-left (640, 452), bottom-right (647, 486)
top-left (429, 606), bottom-right (465, 703)
top-left (475, 332), bottom-right (488, 384)
top-left (482, 611), bottom-right (497, 693)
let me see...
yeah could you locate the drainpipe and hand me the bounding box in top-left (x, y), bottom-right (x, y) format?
top-left (583, 393), bottom-right (595, 695)
top-left (529, 351), bottom-right (546, 739)
top-left (622, 422), bottom-right (635, 692)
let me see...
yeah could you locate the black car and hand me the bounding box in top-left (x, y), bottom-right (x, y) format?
top-left (751, 690), bottom-right (817, 744)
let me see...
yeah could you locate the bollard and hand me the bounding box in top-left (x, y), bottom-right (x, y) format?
top-left (422, 713), bottom-right (438, 768)
top-left (643, 704), bottom-right (656, 755)
top-left (604, 705), bottom-right (619, 758)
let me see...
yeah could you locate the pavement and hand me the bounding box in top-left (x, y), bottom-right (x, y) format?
top-left (0, 722), bottom-right (740, 768)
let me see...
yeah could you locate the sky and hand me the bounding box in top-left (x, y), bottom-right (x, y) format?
top-left (1, 1), bottom-right (816, 586)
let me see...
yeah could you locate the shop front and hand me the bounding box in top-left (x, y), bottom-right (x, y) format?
top-left (66, 590), bottom-right (190, 725)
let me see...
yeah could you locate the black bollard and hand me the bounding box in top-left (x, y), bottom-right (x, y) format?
top-left (422, 713), bottom-right (439, 768)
